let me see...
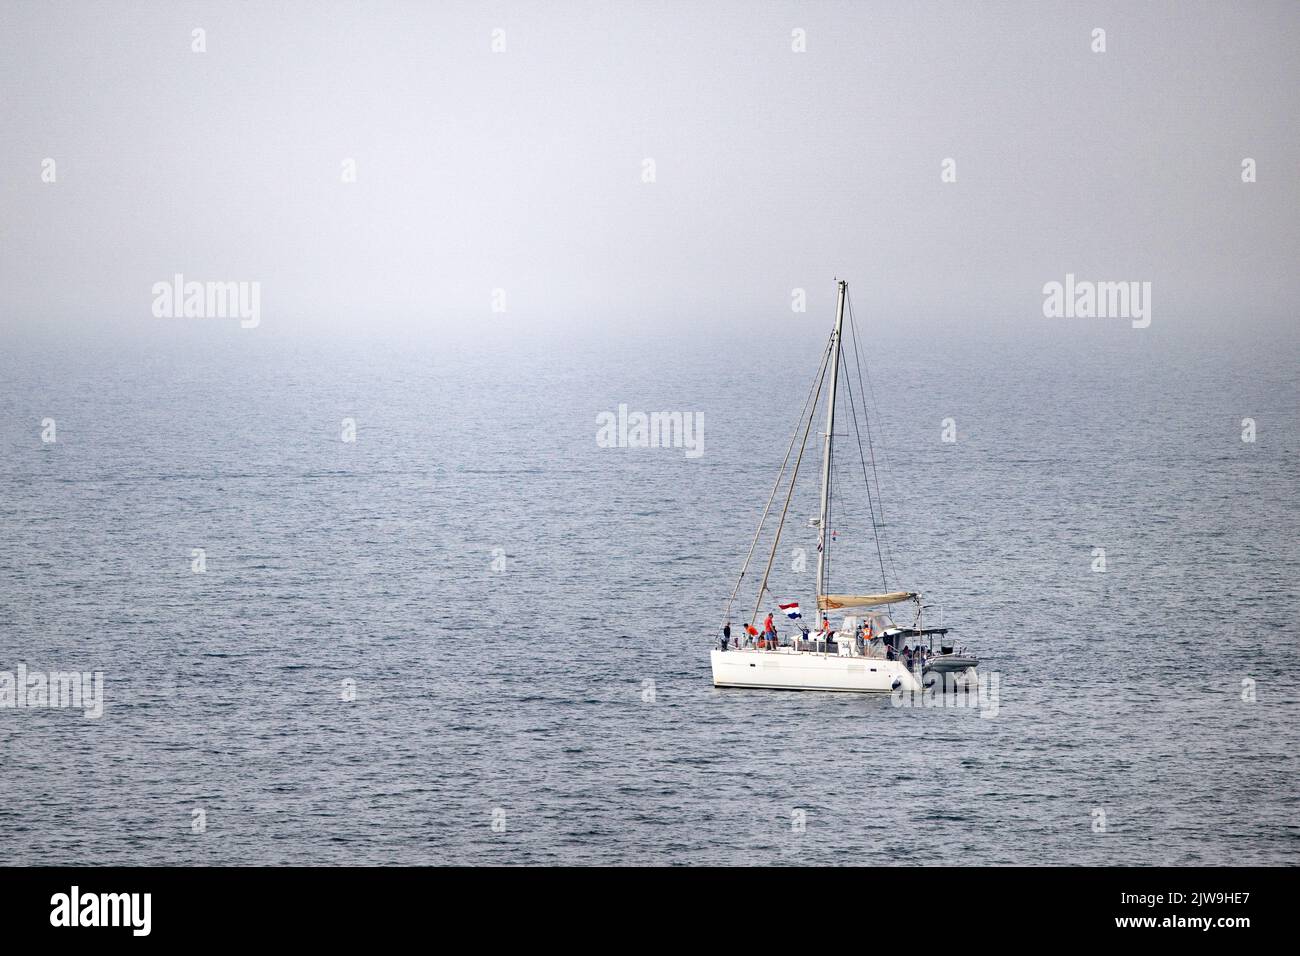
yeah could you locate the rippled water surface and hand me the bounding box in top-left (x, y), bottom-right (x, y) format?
top-left (1, 318), bottom-right (1296, 865)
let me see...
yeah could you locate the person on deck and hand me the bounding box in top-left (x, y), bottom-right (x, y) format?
top-left (722, 622), bottom-right (731, 650)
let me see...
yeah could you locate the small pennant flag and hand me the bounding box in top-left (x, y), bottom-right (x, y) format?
top-left (778, 602), bottom-right (802, 619)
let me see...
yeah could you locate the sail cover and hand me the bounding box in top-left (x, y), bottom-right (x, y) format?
top-left (818, 592), bottom-right (917, 610)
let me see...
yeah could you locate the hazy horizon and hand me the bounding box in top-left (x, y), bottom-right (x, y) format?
top-left (2, 0), bottom-right (1298, 339)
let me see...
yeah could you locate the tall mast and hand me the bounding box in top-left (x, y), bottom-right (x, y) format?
top-left (815, 280), bottom-right (847, 625)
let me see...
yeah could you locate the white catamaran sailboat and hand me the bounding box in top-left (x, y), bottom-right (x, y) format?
top-left (710, 280), bottom-right (976, 693)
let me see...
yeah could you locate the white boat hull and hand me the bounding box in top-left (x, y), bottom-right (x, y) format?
top-left (710, 648), bottom-right (922, 693)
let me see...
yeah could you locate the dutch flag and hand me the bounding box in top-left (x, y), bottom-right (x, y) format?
top-left (779, 602), bottom-right (802, 620)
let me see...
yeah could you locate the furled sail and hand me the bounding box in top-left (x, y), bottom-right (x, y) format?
top-left (818, 591), bottom-right (917, 610)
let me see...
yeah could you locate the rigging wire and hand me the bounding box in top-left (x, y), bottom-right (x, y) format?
top-left (823, 402), bottom-right (833, 597)
top-left (844, 288), bottom-right (902, 588)
top-left (826, 430), bottom-right (876, 587)
top-left (839, 345), bottom-right (888, 590)
top-left (750, 325), bottom-right (835, 628)
top-left (726, 329), bottom-right (833, 623)
top-left (841, 298), bottom-right (890, 589)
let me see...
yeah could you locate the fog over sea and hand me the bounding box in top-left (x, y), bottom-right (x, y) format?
top-left (1, 313), bottom-right (1296, 865)
top-left (2, 0), bottom-right (1298, 866)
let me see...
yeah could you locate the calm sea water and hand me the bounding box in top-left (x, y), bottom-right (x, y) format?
top-left (1, 316), bottom-right (1297, 865)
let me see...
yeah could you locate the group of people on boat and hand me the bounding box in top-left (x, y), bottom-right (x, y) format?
top-left (718, 613), bottom-right (792, 651)
top-left (719, 612), bottom-right (859, 652)
top-left (719, 615), bottom-right (782, 651)
top-left (719, 615), bottom-right (936, 675)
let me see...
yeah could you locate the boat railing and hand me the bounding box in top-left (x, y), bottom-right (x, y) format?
top-left (794, 639), bottom-right (839, 655)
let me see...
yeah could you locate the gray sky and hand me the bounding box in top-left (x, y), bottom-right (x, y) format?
top-left (2, 0), bottom-right (1297, 336)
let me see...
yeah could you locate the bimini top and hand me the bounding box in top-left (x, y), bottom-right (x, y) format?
top-left (818, 591), bottom-right (918, 610)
